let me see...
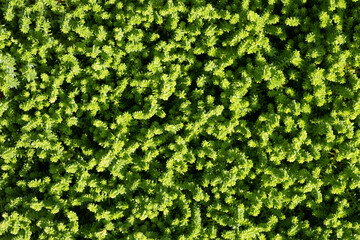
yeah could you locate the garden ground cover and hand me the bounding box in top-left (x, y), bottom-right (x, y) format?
top-left (1, 0), bottom-right (360, 239)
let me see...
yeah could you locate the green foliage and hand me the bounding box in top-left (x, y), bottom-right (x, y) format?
top-left (0, 0), bottom-right (360, 239)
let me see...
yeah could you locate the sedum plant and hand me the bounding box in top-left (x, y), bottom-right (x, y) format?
top-left (1, 0), bottom-right (360, 239)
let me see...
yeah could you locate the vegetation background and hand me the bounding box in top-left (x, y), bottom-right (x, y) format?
top-left (0, 0), bottom-right (360, 239)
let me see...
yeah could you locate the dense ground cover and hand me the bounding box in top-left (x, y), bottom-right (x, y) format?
top-left (1, 0), bottom-right (360, 239)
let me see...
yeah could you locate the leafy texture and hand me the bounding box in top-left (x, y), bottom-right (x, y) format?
top-left (1, 0), bottom-right (360, 239)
